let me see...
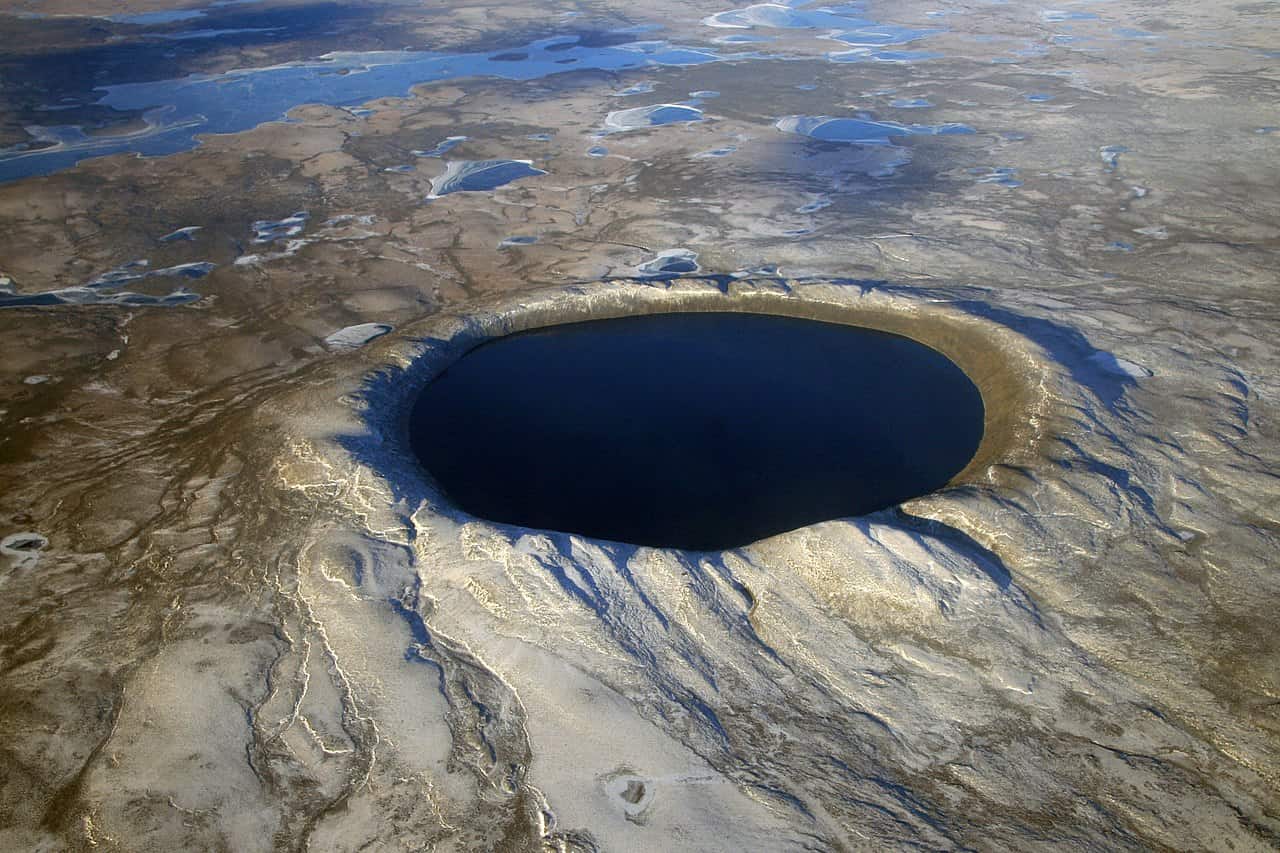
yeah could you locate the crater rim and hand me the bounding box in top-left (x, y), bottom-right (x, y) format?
top-left (360, 281), bottom-right (1051, 551)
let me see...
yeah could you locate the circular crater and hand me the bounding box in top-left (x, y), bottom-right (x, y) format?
top-left (408, 311), bottom-right (985, 550)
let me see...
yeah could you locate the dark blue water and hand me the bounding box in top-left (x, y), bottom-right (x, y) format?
top-left (409, 312), bottom-right (984, 550)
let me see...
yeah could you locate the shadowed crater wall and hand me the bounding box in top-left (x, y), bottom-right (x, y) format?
top-left (408, 311), bottom-right (985, 550)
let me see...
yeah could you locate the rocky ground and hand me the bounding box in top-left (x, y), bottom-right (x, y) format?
top-left (1, 0), bottom-right (1277, 849)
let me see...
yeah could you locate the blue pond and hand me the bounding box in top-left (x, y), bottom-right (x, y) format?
top-left (429, 160), bottom-right (546, 197)
top-left (604, 103), bottom-right (704, 131)
top-left (409, 312), bottom-right (985, 550)
top-left (776, 114), bottom-right (974, 144)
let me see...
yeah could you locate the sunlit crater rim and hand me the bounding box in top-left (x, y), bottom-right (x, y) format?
top-left (366, 282), bottom-right (1052, 552)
